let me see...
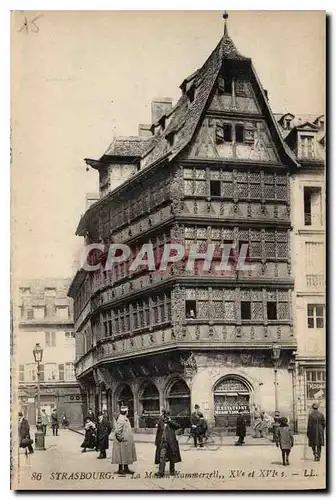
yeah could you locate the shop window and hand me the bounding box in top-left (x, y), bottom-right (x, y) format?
top-left (307, 304), bottom-right (325, 329)
top-left (210, 180), bottom-right (221, 197)
top-left (241, 301), bottom-right (251, 320)
top-left (267, 301), bottom-right (277, 320)
top-left (186, 300), bottom-right (196, 319)
top-left (235, 125), bottom-right (244, 143)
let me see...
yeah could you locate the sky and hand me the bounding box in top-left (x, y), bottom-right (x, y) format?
top-left (11, 10), bottom-right (325, 281)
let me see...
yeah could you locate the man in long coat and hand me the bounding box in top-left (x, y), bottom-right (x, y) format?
top-left (191, 404), bottom-right (204, 447)
top-left (96, 411), bottom-right (112, 459)
top-left (155, 410), bottom-right (181, 477)
top-left (235, 409), bottom-right (246, 445)
top-left (51, 408), bottom-right (59, 436)
top-left (111, 406), bottom-right (137, 475)
top-left (307, 403), bottom-right (326, 461)
top-left (18, 412), bottom-right (34, 454)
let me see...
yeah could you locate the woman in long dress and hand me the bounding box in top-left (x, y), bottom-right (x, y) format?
top-left (81, 418), bottom-right (97, 452)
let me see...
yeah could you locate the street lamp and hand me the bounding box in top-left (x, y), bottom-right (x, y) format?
top-left (271, 344), bottom-right (281, 412)
top-left (33, 343), bottom-right (46, 451)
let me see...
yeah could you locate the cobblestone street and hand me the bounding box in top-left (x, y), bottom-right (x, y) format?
top-left (15, 429), bottom-right (326, 490)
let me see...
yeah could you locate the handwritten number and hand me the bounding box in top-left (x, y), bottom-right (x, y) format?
top-left (18, 15), bottom-right (42, 34)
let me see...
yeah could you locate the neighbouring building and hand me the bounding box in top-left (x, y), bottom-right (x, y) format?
top-left (68, 17), bottom-right (324, 433)
top-left (275, 113), bottom-right (325, 431)
top-left (16, 278), bottom-right (83, 426)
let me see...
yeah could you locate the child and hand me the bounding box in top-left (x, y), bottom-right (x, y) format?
top-left (275, 417), bottom-right (294, 465)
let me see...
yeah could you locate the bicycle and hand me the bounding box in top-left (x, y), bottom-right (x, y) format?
top-left (177, 426), bottom-right (223, 451)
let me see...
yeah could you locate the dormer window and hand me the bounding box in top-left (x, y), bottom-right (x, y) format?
top-left (300, 135), bottom-right (315, 159)
top-left (167, 131), bottom-right (175, 148)
top-left (216, 122), bottom-right (232, 143)
top-left (186, 85), bottom-right (195, 104)
top-left (218, 76), bottom-right (232, 94)
top-left (319, 120), bottom-right (324, 130)
top-left (159, 116), bottom-right (166, 132)
top-left (285, 119), bottom-right (291, 130)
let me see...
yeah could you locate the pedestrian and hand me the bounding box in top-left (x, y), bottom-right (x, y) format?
top-left (275, 417), bottom-right (294, 466)
top-left (51, 408), bottom-right (59, 436)
top-left (235, 409), bottom-right (246, 445)
top-left (86, 408), bottom-right (96, 423)
top-left (111, 405), bottom-right (137, 475)
top-left (154, 409), bottom-right (181, 478)
top-left (253, 407), bottom-right (263, 438)
top-left (81, 418), bottom-right (97, 452)
top-left (272, 411), bottom-right (281, 443)
top-left (96, 411), bottom-right (112, 459)
top-left (61, 413), bottom-right (69, 428)
top-left (307, 402), bottom-right (325, 462)
top-left (41, 409), bottom-right (49, 435)
top-left (191, 404), bottom-right (204, 448)
top-left (18, 411), bottom-right (34, 454)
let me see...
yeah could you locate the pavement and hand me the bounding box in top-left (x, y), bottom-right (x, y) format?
top-left (14, 428), bottom-right (326, 491)
top-left (69, 426), bottom-right (308, 446)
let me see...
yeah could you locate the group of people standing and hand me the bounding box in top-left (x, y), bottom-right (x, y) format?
top-left (40, 408), bottom-right (69, 436)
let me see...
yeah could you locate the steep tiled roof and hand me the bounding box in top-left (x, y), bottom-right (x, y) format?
top-left (140, 34), bottom-right (251, 169)
top-left (103, 136), bottom-right (155, 158)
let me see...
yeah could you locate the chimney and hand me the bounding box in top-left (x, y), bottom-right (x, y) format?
top-left (151, 98), bottom-right (173, 124)
top-left (138, 124), bottom-right (153, 138)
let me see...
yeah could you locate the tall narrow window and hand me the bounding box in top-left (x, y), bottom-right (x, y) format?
top-left (307, 304), bottom-right (325, 329)
top-left (224, 79), bottom-right (232, 94)
top-left (241, 301), bottom-right (251, 320)
top-left (267, 301), bottom-right (277, 320)
top-left (304, 186), bottom-right (322, 226)
top-left (235, 125), bottom-right (244, 143)
top-left (223, 124), bottom-right (232, 142)
top-left (186, 300), bottom-right (197, 319)
top-left (210, 180), bottom-right (221, 197)
top-left (58, 364), bottom-right (65, 381)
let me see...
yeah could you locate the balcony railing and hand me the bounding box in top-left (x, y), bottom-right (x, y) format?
top-left (306, 274), bottom-right (325, 289)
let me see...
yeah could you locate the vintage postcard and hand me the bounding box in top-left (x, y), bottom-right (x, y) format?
top-left (10, 10), bottom-right (326, 491)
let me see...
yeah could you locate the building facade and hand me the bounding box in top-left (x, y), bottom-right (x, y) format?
top-left (276, 113), bottom-right (325, 431)
top-left (68, 22), bottom-right (323, 433)
top-left (16, 279), bottom-right (83, 426)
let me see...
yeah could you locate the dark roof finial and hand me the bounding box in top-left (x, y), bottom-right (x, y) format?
top-left (223, 11), bottom-right (229, 37)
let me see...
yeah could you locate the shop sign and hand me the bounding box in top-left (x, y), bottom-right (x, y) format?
top-left (142, 410), bottom-right (160, 416)
top-left (215, 404), bottom-right (250, 415)
top-left (307, 381), bottom-right (325, 400)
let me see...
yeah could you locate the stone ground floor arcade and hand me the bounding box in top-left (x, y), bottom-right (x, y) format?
top-left (77, 349), bottom-right (296, 433)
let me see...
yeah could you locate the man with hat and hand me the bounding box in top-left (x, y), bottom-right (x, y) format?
top-left (307, 402), bottom-right (325, 461)
top-left (191, 404), bottom-right (207, 448)
top-left (111, 405), bottom-right (137, 475)
top-left (96, 410), bottom-right (112, 459)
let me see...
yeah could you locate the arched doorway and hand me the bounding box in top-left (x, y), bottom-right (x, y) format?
top-left (116, 384), bottom-right (134, 427)
top-left (213, 376), bottom-right (252, 432)
top-left (139, 382), bottom-right (160, 428)
top-left (166, 379), bottom-right (191, 428)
